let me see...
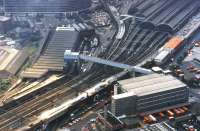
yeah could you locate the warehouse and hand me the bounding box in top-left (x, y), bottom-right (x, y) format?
top-left (0, 46), bottom-right (28, 78)
top-left (111, 74), bottom-right (189, 116)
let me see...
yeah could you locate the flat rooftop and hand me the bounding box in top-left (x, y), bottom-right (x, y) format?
top-left (0, 46), bottom-right (28, 78)
top-left (181, 59), bottom-right (200, 80)
top-left (185, 46), bottom-right (200, 62)
top-left (118, 74), bottom-right (187, 96)
top-left (0, 46), bottom-right (18, 71)
top-left (0, 16), bottom-right (10, 22)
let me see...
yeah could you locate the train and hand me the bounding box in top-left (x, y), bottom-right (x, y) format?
top-left (37, 71), bottom-right (128, 122)
top-left (154, 36), bottom-right (184, 65)
top-left (154, 20), bottom-right (200, 66)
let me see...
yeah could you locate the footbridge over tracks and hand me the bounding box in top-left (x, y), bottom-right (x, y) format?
top-left (64, 50), bottom-right (153, 75)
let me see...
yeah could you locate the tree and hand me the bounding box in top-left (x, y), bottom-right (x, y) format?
top-left (0, 79), bottom-right (11, 91)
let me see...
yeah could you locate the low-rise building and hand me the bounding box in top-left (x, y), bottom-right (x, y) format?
top-left (132, 122), bottom-right (176, 131)
top-left (97, 111), bottom-right (124, 131)
top-left (181, 59), bottom-right (200, 87)
top-left (181, 46), bottom-right (200, 87)
top-left (0, 16), bottom-right (12, 33)
top-left (0, 46), bottom-right (28, 78)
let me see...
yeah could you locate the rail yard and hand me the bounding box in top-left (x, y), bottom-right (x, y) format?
top-left (0, 0), bottom-right (200, 131)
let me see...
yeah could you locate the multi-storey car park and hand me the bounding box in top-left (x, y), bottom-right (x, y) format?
top-left (111, 74), bottom-right (189, 116)
top-left (0, 0), bottom-right (200, 130)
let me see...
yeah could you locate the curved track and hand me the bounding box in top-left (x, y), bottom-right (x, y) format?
top-left (0, 0), bottom-right (198, 130)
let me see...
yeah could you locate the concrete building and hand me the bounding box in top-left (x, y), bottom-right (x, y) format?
top-left (184, 46), bottom-right (200, 62)
top-left (111, 74), bottom-right (189, 116)
top-left (181, 46), bottom-right (200, 87)
top-left (132, 122), bottom-right (176, 131)
top-left (0, 16), bottom-right (12, 33)
top-left (112, 92), bottom-right (136, 116)
top-left (0, 46), bottom-right (28, 78)
top-left (181, 59), bottom-right (200, 86)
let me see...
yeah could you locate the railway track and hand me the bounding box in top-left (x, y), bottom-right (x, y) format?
top-left (0, 66), bottom-right (114, 130)
top-left (111, 24), bottom-right (140, 61)
top-left (0, 23), bottom-right (170, 131)
top-left (106, 21), bottom-right (137, 60)
top-left (127, 32), bottom-right (169, 65)
top-left (0, 3), bottom-right (124, 129)
top-left (0, 71), bottom-right (96, 130)
top-left (1, 0), bottom-right (198, 130)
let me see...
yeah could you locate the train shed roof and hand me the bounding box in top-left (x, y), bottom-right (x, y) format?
top-left (21, 27), bottom-right (80, 79)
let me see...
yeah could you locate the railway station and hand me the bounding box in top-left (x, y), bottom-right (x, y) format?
top-left (0, 0), bottom-right (200, 131)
